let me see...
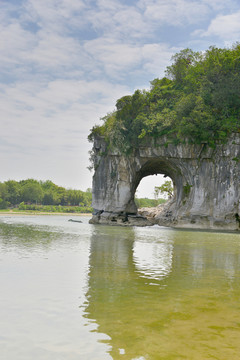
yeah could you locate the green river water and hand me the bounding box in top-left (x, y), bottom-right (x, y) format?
top-left (0, 215), bottom-right (240, 360)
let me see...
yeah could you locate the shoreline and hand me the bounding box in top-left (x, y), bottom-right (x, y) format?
top-left (0, 211), bottom-right (91, 216)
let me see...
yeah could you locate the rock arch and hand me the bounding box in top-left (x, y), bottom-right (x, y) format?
top-left (134, 158), bottom-right (180, 203)
top-left (89, 134), bottom-right (240, 231)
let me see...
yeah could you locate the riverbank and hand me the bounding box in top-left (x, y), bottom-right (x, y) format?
top-left (0, 210), bottom-right (91, 216)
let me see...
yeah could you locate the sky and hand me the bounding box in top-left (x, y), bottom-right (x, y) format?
top-left (1, 0), bottom-right (240, 198)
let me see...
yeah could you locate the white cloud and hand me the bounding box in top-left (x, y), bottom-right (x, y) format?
top-left (1, 0), bottom-right (170, 82)
top-left (0, 23), bottom-right (91, 78)
top-left (26, 32), bottom-right (84, 69)
top-left (0, 73), bottom-right (129, 190)
top-left (0, 75), bottom-right (130, 188)
top-left (138, 0), bottom-right (209, 26)
top-left (199, 11), bottom-right (240, 42)
top-left (84, 38), bottom-right (141, 78)
top-left (23, 0), bottom-right (87, 33)
top-left (0, 78), bottom-right (130, 151)
top-left (141, 43), bottom-right (178, 76)
top-left (201, 0), bottom-right (237, 12)
top-left (0, 22), bottom-right (36, 66)
top-left (87, 1), bottom-right (152, 40)
top-left (84, 37), bottom-right (175, 80)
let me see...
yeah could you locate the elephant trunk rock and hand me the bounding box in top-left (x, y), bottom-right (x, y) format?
top-left (89, 134), bottom-right (240, 231)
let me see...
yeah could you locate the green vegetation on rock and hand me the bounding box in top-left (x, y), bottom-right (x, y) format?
top-left (89, 44), bottom-right (240, 154)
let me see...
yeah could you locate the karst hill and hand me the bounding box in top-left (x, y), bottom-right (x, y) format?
top-left (89, 45), bottom-right (240, 230)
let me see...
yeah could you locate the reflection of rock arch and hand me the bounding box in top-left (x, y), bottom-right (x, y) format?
top-left (83, 227), bottom-right (240, 359)
top-left (133, 240), bottom-right (173, 281)
top-left (90, 134), bottom-right (240, 230)
top-left (84, 226), bottom-right (174, 360)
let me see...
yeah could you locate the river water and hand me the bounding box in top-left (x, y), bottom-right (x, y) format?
top-left (0, 215), bottom-right (240, 360)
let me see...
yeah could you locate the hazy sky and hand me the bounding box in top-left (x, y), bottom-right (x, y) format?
top-left (1, 0), bottom-right (240, 198)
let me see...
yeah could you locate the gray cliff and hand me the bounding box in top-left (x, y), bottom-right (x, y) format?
top-left (89, 134), bottom-right (240, 231)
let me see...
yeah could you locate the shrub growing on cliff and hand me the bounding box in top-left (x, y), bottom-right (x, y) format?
top-left (89, 44), bottom-right (240, 153)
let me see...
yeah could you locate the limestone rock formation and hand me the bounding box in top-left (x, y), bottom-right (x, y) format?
top-left (89, 134), bottom-right (240, 231)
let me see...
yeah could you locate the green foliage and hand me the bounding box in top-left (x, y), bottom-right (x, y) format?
top-left (4, 180), bottom-right (21, 205)
top-left (183, 183), bottom-right (192, 197)
top-left (135, 197), bottom-right (166, 208)
top-left (0, 179), bottom-right (92, 210)
top-left (0, 198), bottom-right (10, 209)
top-left (0, 183), bottom-right (8, 199)
top-left (16, 204), bottom-right (92, 213)
top-left (165, 48), bottom-right (202, 86)
top-left (21, 180), bottom-right (43, 204)
top-left (154, 180), bottom-right (173, 198)
top-left (89, 44), bottom-right (240, 153)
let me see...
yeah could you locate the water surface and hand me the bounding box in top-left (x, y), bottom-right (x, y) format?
top-left (0, 215), bottom-right (240, 360)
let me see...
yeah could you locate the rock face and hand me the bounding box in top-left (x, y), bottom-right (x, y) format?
top-left (89, 134), bottom-right (240, 231)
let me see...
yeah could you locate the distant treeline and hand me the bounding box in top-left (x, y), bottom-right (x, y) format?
top-left (0, 179), bottom-right (92, 210)
top-left (135, 197), bottom-right (166, 208)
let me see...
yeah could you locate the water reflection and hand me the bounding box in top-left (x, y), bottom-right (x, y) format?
top-left (1, 216), bottom-right (240, 359)
top-left (84, 226), bottom-right (240, 360)
top-left (0, 215), bottom-right (92, 255)
top-left (0, 216), bottom-right (99, 360)
top-left (133, 233), bottom-right (173, 281)
top-left (84, 226), bottom-right (176, 359)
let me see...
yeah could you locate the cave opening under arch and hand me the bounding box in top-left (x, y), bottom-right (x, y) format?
top-left (132, 158), bottom-right (182, 208)
top-left (135, 174), bottom-right (172, 200)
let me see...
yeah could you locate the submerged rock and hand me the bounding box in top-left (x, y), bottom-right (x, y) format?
top-left (89, 212), bottom-right (152, 227)
top-left (68, 219), bottom-right (82, 223)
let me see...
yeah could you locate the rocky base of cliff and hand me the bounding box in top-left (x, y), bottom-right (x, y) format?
top-left (89, 211), bottom-right (152, 227)
top-left (89, 207), bottom-right (240, 230)
top-left (138, 205), bottom-right (240, 231)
